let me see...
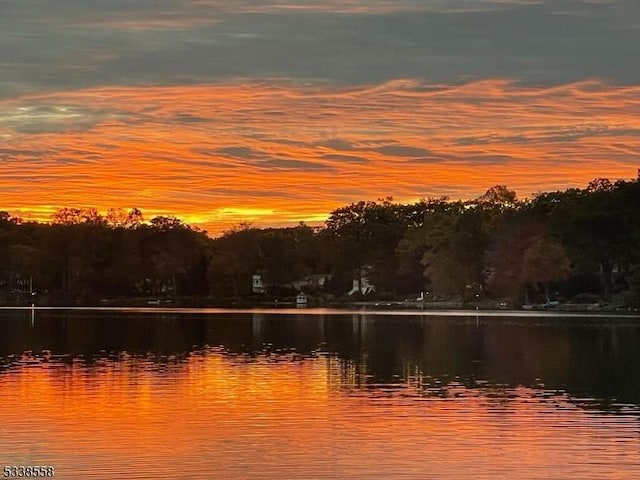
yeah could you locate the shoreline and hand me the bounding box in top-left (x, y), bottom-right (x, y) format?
top-left (2, 304), bottom-right (640, 319)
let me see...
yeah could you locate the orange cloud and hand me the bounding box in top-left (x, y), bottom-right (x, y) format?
top-left (1, 79), bottom-right (638, 234)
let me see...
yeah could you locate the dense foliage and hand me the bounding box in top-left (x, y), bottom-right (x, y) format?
top-left (1, 174), bottom-right (639, 305)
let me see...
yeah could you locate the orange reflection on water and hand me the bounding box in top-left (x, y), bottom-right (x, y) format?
top-left (1, 352), bottom-right (639, 479)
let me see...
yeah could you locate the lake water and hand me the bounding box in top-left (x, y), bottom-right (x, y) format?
top-left (1, 308), bottom-right (640, 479)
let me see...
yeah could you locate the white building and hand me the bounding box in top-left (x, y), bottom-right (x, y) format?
top-left (252, 274), bottom-right (266, 294)
top-left (347, 266), bottom-right (375, 296)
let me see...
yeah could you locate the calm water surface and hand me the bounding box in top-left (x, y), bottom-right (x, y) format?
top-left (1, 309), bottom-right (640, 479)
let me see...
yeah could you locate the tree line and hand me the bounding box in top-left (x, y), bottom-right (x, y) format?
top-left (1, 174), bottom-right (639, 306)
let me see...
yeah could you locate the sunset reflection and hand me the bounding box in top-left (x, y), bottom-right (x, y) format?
top-left (2, 346), bottom-right (640, 479)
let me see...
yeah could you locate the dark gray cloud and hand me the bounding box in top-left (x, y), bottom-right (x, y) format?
top-left (0, 148), bottom-right (46, 159)
top-left (375, 145), bottom-right (432, 157)
top-left (258, 158), bottom-right (335, 171)
top-left (212, 145), bottom-right (335, 171)
top-left (321, 153), bottom-right (369, 164)
top-left (216, 146), bottom-right (259, 159)
top-left (1, 0), bottom-right (639, 98)
top-left (319, 139), bottom-right (356, 151)
top-left (0, 105), bottom-right (112, 133)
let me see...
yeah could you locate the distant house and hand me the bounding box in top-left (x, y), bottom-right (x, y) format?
top-left (296, 292), bottom-right (308, 307)
top-left (284, 273), bottom-right (332, 292)
top-left (348, 266), bottom-right (376, 296)
top-left (252, 274), bottom-right (266, 294)
top-left (0, 275), bottom-right (32, 294)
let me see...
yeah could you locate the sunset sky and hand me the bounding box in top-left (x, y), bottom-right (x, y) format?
top-left (1, 0), bottom-right (639, 234)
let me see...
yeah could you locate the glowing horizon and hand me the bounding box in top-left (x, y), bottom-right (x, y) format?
top-left (2, 0), bottom-right (639, 235)
top-left (2, 80), bottom-right (639, 234)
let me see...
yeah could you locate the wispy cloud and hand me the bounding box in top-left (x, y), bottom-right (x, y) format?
top-left (1, 1), bottom-right (639, 232)
top-left (1, 79), bottom-right (638, 233)
top-left (2, 0), bottom-right (639, 98)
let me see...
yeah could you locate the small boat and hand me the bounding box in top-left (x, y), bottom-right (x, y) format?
top-left (296, 292), bottom-right (308, 307)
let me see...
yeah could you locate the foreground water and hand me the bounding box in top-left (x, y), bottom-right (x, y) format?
top-left (1, 309), bottom-right (639, 479)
